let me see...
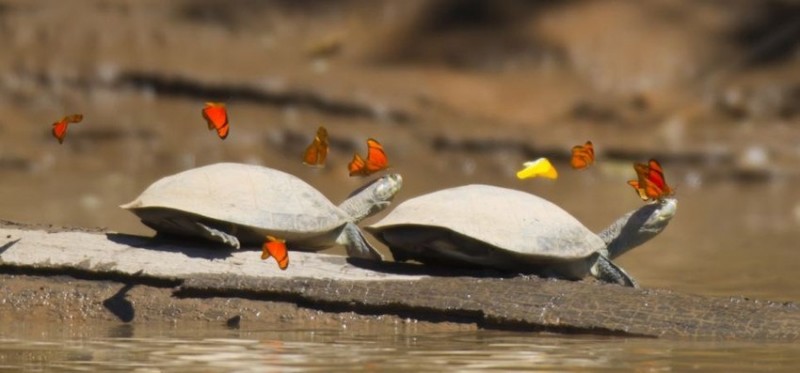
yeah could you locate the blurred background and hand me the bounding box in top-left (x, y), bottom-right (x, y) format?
top-left (0, 0), bottom-right (799, 300)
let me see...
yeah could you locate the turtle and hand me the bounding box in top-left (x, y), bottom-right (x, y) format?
top-left (365, 184), bottom-right (677, 287)
top-left (121, 162), bottom-right (403, 260)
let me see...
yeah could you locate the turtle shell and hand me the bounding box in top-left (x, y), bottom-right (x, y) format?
top-left (367, 184), bottom-right (605, 261)
top-left (122, 163), bottom-right (350, 240)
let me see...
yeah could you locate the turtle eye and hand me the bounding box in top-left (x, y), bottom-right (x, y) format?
top-left (375, 177), bottom-right (401, 201)
top-left (656, 198), bottom-right (678, 220)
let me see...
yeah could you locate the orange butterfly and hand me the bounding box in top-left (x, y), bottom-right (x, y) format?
top-left (51, 114), bottom-right (84, 144)
top-left (201, 102), bottom-right (229, 139)
top-left (570, 141), bottom-right (595, 169)
top-left (302, 126), bottom-right (329, 167)
top-left (627, 159), bottom-right (674, 201)
top-left (261, 235), bottom-right (289, 270)
top-left (348, 138), bottom-right (389, 176)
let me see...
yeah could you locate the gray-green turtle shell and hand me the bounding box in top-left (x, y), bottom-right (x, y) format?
top-left (122, 163), bottom-right (350, 236)
top-left (368, 184), bottom-right (605, 260)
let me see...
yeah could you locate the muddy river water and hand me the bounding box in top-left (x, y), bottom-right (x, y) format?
top-left (1, 322), bottom-right (799, 372)
top-left (1, 0), bottom-right (800, 370)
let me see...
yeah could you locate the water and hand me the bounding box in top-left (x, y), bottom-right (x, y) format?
top-left (1, 323), bottom-right (798, 372)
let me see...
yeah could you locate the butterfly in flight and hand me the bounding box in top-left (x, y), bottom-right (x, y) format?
top-left (302, 126), bottom-right (329, 167)
top-left (51, 114), bottom-right (84, 144)
top-left (627, 159), bottom-right (674, 201)
top-left (570, 141), bottom-right (595, 169)
top-left (348, 138), bottom-right (389, 176)
top-left (201, 102), bottom-right (229, 139)
top-left (516, 157), bottom-right (558, 180)
top-left (261, 235), bottom-right (289, 270)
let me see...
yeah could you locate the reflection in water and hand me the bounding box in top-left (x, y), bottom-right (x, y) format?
top-left (0, 323), bottom-right (797, 372)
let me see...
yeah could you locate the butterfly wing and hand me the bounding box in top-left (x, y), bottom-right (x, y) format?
top-left (570, 141), bottom-right (595, 169)
top-left (201, 103), bottom-right (224, 130)
top-left (516, 157), bottom-right (558, 179)
top-left (349, 138), bottom-right (388, 176)
top-left (627, 179), bottom-right (650, 200)
top-left (202, 102), bottom-right (229, 139)
top-left (628, 162), bottom-right (651, 200)
top-left (363, 138), bottom-right (389, 173)
top-left (52, 119), bottom-right (69, 144)
top-left (348, 153), bottom-right (366, 176)
top-left (64, 114), bottom-right (83, 124)
top-left (261, 235), bottom-right (289, 270)
top-left (302, 126), bottom-right (329, 166)
top-left (215, 122), bottom-right (230, 139)
top-left (52, 114), bottom-right (84, 144)
top-left (629, 160), bottom-right (672, 201)
top-left (646, 159), bottom-right (672, 197)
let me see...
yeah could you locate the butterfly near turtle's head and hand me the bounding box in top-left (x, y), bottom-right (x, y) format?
top-left (627, 159), bottom-right (674, 202)
top-left (348, 138), bottom-right (389, 177)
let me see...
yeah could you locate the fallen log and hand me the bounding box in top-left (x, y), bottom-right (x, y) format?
top-left (0, 222), bottom-right (797, 340)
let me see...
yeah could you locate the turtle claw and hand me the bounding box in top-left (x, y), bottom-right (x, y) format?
top-left (339, 222), bottom-right (383, 261)
top-left (196, 222), bottom-right (241, 249)
top-left (592, 254), bottom-right (638, 288)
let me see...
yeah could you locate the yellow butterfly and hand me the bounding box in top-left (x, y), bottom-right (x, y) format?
top-left (516, 157), bottom-right (558, 180)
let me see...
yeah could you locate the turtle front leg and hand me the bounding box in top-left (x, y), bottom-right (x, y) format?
top-left (590, 254), bottom-right (639, 288)
top-left (337, 222), bottom-right (384, 261)
top-left (196, 222), bottom-right (241, 249)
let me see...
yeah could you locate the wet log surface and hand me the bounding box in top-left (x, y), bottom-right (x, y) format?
top-left (0, 221), bottom-right (798, 341)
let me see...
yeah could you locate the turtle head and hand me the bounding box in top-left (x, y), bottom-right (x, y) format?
top-left (338, 173), bottom-right (403, 222)
top-left (598, 197), bottom-right (677, 259)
